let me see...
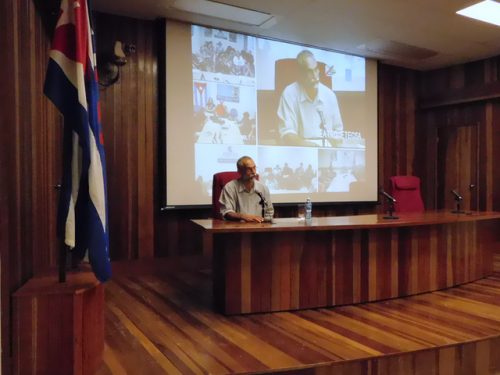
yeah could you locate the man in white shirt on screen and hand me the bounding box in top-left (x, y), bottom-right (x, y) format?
top-left (219, 156), bottom-right (273, 223)
top-left (277, 50), bottom-right (344, 147)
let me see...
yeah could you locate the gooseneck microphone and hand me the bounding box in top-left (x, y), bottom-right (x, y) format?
top-left (255, 190), bottom-right (266, 217)
top-left (379, 188), bottom-right (398, 220)
top-left (317, 107), bottom-right (326, 130)
top-left (379, 189), bottom-right (396, 203)
top-left (451, 189), bottom-right (463, 201)
top-left (255, 190), bottom-right (266, 205)
top-left (451, 189), bottom-right (465, 214)
top-left (317, 106), bottom-right (327, 147)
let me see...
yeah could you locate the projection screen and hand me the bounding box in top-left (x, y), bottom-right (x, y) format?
top-left (164, 20), bottom-right (378, 207)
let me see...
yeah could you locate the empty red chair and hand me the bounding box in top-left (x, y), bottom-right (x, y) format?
top-left (389, 176), bottom-right (424, 213)
top-left (212, 171), bottom-right (240, 219)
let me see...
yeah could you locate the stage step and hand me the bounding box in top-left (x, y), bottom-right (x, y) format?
top-left (98, 258), bottom-right (500, 375)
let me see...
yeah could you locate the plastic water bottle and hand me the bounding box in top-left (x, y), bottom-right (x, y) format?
top-left (305, 197), bottom-right (312, 224)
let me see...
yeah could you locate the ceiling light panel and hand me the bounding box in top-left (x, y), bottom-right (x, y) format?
top-left (457, 0), bottom-right (500, 27)
top-left (173, 0), bottom-right (273, 26)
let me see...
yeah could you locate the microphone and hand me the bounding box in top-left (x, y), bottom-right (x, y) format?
top-left (451, 189), bottom-right (465, 214)
top-left (317, 106), bottom-right (328, 147)
top-left (255, 190), bottom-right (266, 207)
top-left (380, 188), bottom-right (398, 220)
top-left (255, 190), bottom-right (267, 219)
top-left (379, 189), bottom-right (396, 203)
top-left (451, 189), bottom-right (463, 201)
top-left (317, 106), bottom-right (326, 131)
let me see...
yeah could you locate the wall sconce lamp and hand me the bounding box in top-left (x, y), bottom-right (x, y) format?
top-left (98, 40), bottom-right (136, 87)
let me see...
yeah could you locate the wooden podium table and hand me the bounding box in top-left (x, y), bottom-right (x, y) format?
top-left (193, 211), bottom-right (500, 315)
top-left (12, 270), bottom-right (104, 375)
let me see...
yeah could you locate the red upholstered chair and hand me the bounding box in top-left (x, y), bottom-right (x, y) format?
top-left (389, 176), bottom-right (425, 213)
top-left (212, 171), bottom-right (240, 219)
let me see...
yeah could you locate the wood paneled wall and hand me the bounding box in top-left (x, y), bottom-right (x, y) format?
top-left (418, 57), bottom-right (500, 211)
top-left (1, 5), bottom-right (499, 373)
top-left (378, 65), bottom-right (418, 183)
top-left (1, 1), bottom-right (61, 372)
top-left (94, 13), bottom-right (157, 261)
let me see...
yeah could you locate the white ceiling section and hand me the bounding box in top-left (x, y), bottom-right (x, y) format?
top-left (93, 0), bottom-right (500, 70)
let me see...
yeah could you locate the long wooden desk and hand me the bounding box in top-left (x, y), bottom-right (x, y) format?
top-left (193, 211), bottom-right (500, 315)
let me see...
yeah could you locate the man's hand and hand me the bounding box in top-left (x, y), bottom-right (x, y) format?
top-left (282, 133), bottom-right (318, 147)
top-left (328, 137), bottom-right (343, 147)
top-left (224, 211), bottom-right (264, 223)
top-left (240, 214), bottom-right (264, 223)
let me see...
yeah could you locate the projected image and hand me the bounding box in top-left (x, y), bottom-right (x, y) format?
top-left (255, 39), bottom-right (366, 148)
top-left (192, 25), bottom-right (258, 146)
top-left (318, 149), bottom-right (366, 193)
top-left (194, 82), bottom-right (257, 145)
top-left (194, 144), bottom-right (256, 196)
top-left (192, 25), bottom-right (256, 80)
top-left (258, 147), bottom-right (317, 193)
top-left (166, 21), bottom-right (378, 206)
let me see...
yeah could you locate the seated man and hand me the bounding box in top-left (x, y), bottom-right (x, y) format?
top-left (277, 50), bottom-right (344, 147)
top-left (219, 156), bottom-right (273, 223)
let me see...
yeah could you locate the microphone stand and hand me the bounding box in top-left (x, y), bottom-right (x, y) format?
top-left (318, 109), bottom-right (327, 147)
top-left (320, 123), bottom-right (327, 147)
top-left (256, 191), bottom-right (266, 218)
top-left (451, 197), bottom-right (465, 214)
top-left (380, 189), bottom-right (398, 219)
top-left (383, 199), bottom-right (399, 220)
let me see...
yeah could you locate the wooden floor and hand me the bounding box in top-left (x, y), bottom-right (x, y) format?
top-left (97, 256), bottom-right (500, 375)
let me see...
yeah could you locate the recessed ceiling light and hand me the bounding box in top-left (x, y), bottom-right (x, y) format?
top-left (456, 0), bottom-right (500, 27)
top-left (173, 0), bottom-right (274, 27)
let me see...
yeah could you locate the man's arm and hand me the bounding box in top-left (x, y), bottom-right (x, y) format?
top-left (323, 89), bottom-right (344, 147)
top-left (277, 86), bottom-right (301, 143)
top-left (282, 133), bottom-right (319, 147)
top-left (224, 211), bottom-right (264, 223)
top-left (325, 88), bottom-right (344, 132)
top-left (278, 84), bottom-right (319, 147)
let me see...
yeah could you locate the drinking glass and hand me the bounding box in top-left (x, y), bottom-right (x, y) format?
top-left (297, 204), bottom-right (305, 220)
top-left (264, 206), bottom-right (274, 222)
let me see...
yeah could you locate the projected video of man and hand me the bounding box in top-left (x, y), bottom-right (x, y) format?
top-left (277, 50), bottom-right (344, 147)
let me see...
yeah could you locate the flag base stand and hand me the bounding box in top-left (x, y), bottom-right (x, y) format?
top-left (12, 268), bottom-right (104, 375)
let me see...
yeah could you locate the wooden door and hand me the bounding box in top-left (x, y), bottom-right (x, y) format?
top-left (437, 123), bottom-right (480, 211)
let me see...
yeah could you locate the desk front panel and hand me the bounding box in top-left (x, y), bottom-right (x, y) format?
top-left (213, 220), bottom-right (498, 314)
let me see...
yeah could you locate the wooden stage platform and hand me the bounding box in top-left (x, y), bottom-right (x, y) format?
top-left (97, 256), bottom-right (500, 375)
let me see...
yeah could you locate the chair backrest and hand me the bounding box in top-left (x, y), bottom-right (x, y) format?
top-left (274, 58), bottom-right (332, 97)
top-left (389, 176), bottom-right (425, 213)
top-left (212, 171), bottom-right (240, 219)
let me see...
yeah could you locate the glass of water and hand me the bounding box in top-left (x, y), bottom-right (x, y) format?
top-left (297, 204), bottom-right (305, 220)
top-left (264, 206), bottom-right (274, 222)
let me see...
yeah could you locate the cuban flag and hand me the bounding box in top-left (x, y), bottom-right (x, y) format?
top-left (44, 0), bottom-right (111, 282)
